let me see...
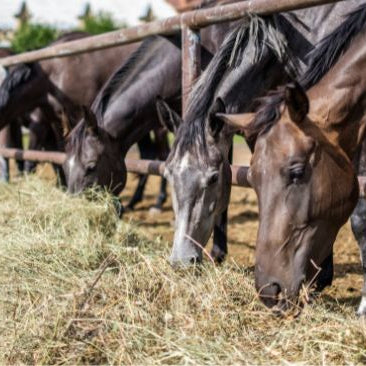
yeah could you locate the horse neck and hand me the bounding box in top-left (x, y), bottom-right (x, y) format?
top-left (308, 32), bottom-right (366, 160)
top-left (94, 37), bottom-right (182, 153)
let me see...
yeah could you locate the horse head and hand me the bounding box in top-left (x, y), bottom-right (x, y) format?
top-left (63, 106), bottom-right (125, 196)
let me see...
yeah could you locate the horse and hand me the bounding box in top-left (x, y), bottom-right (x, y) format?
top-left (156, 0), bottom-right (364, 274)
top-left (0, 33), bottom-right (168, 208)
top-left (62, 0), bottom-right (237, 210)
top-left (216, 4), bottom-right (366, 312)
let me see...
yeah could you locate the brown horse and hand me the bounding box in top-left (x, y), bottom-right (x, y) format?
top-left (218, 6), bottom-right (366, 311)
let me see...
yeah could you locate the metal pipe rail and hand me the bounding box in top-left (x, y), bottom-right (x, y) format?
top-left (1, 148), bottom-right (366, 197)
top-left (0, 0), bottom-right (344, 67)
top-left (0, 147), bottom-right (251, 187)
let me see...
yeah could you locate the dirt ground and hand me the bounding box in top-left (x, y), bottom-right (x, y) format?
top-left (15, 140), bottom-right (363, 309)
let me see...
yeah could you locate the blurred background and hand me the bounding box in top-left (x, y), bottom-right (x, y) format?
top-left (0, 0), bottom-right (202, 51)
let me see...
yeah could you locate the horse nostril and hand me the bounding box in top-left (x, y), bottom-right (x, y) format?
top-left (169, 256), bottom-right (201, 268)
top-left (258, 282), bottom-right (281, 308)
top-left (190, 256), bottom-right (201, 265)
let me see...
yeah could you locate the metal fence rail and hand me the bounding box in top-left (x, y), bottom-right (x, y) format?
top-left (1, 147), bottom-right (365, 197)
top-left (0, 148), bottom-right (251, 187)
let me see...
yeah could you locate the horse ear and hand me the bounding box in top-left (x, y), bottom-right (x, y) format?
top-left (215, 112), bottom-right (255, 131)
top-left (208, 97), bottom-right (226, 138)
top-left (156, 97), bottom-right (182, 133)
top-left (61, 110), bottom-right (72, 137)
top-left (82, 105), bottom-right (98, 135)
top-left (285, 82), bottom-right (309, 123)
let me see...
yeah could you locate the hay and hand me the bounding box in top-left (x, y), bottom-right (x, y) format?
top-left (0, 177), bottom-right (365, 364)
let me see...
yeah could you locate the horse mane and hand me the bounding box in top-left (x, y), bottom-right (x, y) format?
top-left (301, 2), bottom-right (366, 89)
top-left (244, 86), bottom-right (285, 146)
top-left (67, 37), bottom-right (156, 151)
top-left (246, 3), bottom-right (366, 142)
top-left (92, 36), bottom-right (157, 121)
top-left (0, 63), bottom-right (35, 110)
top-left (91, 1), bottom-right (234, 123)
top-left (178, 12), bottom-right (297, 153)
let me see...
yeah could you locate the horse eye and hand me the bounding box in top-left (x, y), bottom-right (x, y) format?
top-left (85, 162), bottom-right (96, 175)
top-left (289, 164), bottom-right (305, 184)
top-left (207, 173), bottom-right (219, 186)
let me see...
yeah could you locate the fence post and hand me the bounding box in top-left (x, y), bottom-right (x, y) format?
top-left (181, 25), bottom-right (201, 117)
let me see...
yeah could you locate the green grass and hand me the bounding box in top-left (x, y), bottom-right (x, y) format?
top-left (0, 177), bottom-right (365, 364)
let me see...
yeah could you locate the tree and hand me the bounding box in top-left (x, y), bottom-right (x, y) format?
top-left (81, 12), bottom-right (123, 35)
top-left (11, 23), bottom-right (58, 53)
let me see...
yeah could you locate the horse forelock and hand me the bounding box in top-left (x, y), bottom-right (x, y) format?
top-left (67, 120), bottom-right (88, 156)
top-left (244, 87), bottom-right (285, 146)
top-left (180, 13), bottom-right (298, 155)
top-left (0, 63), bottom-right (34, 110)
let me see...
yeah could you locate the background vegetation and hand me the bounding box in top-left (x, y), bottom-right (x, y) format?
top-left (81, 11), bottom-right (121, 35)
top-left (11, 23), bottom-right (58, 53)
top-left (11, 12), bottom-right (123, 53)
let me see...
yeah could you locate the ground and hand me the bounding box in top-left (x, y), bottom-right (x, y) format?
top-left (1, 142), bottom-right (365, 364)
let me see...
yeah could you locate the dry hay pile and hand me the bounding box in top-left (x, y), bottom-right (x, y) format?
top-left (0, 177), bottom-right (365, 364)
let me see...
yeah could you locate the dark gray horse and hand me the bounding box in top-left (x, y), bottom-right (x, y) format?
top-left (63, 35), bottom-right (183, 199)
top-left (156, 0), bottom-right (366, 309)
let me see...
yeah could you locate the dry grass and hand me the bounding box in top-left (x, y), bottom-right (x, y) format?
top-left (0, 176), bottom-right (366, 364)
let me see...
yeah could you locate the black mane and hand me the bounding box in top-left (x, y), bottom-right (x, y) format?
top-left (92, 36), bottom-right (157, 122)
top-left (245, 87), bottom-right (285, 146)
top-left (301, 3), bottom-right (366, 89)
top-left (178, 12), bottom-right (296, 153)
top-left (0, 63), bottom-right (35, 110)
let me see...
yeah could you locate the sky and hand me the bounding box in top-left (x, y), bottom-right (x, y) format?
top-left (0, 0), bottom-right (177, 29)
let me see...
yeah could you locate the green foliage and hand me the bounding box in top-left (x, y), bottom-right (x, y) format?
top-left (11, 23), bottom-right (58, 53)
top-left (81, 12), bottom-right (122, 35)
